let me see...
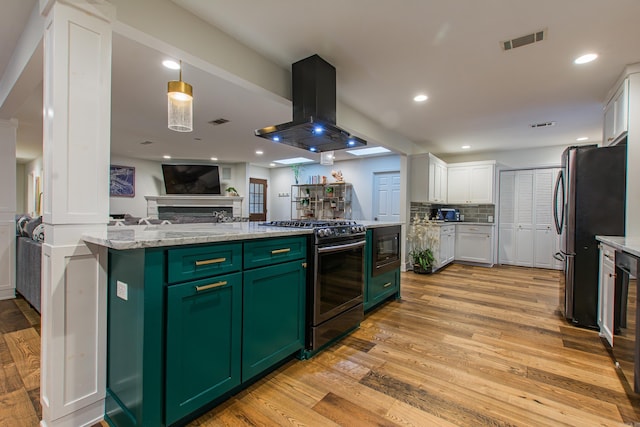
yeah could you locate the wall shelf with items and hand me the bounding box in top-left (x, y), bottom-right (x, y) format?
top-left (291, 183), bottom-right (352, 220)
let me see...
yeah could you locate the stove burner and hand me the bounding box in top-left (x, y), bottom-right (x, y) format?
top-left (262, 219), bottom-right (366, 242)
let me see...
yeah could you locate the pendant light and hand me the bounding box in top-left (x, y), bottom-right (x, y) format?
top-left (167, 60), bottom-right (193, 132)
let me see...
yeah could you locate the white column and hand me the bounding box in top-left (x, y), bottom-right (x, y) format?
top-left (40, 1), bottom-right (113, 426)
top-left (0, 119), bottom-right (17, 300)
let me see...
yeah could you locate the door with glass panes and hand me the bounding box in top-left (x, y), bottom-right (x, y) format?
top-left (249, 178), bottom-right (267, 221)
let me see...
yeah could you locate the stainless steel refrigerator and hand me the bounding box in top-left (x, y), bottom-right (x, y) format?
top-left (553, 144), bottom-right (626, 328)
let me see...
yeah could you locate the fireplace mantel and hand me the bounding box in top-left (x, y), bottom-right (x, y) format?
top-left (145, 195), bottom-right (243, 218)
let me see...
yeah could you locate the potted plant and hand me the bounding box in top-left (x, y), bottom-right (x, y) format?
top-left (225, 187), bottom-right (239, 196)
top-left (407, 213), bottom-right (439, 274)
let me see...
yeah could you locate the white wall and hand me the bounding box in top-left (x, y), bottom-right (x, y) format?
top-left (269, 154), bottom-right (401, 220)
top-left (16, 163), bottom-right (25, 214)
top-left (439, 144), bottom-right (571, 169)
top-left (109, 155), bottom-right (251, 218)
top-left (24, 156), bottom-right (42, 217)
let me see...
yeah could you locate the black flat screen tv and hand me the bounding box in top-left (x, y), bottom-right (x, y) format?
top-left (161, 164), bottom-right (221, 195)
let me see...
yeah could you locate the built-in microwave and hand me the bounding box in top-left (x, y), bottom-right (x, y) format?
top-left (371, 225), bottom-right (401, 276)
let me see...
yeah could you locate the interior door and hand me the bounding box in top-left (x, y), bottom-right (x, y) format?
top-left (515, 170), bottom-right (534, 267)
top-left (373, 171), bottom-right (400, 222)
top-left (249, 178), bottom-right (267, 221)
top-left (498, 170), bottom-right (516, 264)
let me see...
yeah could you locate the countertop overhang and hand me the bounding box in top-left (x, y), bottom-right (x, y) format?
top-left (82, 223), bottom-right (314, 250)
top-left (596, 235), bottom-right (640, 258)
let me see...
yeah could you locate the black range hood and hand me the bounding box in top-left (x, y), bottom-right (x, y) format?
top-left (255, 54), bottom-right (367, 153)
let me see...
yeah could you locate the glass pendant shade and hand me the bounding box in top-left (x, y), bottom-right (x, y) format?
top-left (167, 72), bottom-right (193, 132)
top-left (320, 151), bottom-right (334, 165)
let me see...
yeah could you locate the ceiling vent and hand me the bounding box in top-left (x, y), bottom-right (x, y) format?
top-left (140, 140), bottom-right (154, 145)
top-left (530, 121), bottom-right (556, 128)
top-left (502, 29), bottom-right (546, 51)
top-left (208, 118), bottom-right (230, 126)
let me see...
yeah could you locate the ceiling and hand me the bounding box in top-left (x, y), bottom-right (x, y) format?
top-left (4, 0), bottom-right (640, 166)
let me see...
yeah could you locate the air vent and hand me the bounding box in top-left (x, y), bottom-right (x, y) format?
top-left (208, 118), bottom-right (230, 126)
top-left (140, 140), bottom-right (154, 145)
top-left (530, 121), bottom-right (556, 128)
top-left (502, 29), bottom-right (546, 51)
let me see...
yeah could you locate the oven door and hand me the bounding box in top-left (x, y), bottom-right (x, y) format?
top-left (313, 239), bottom-right (365, 325)
top-left (372, 225), bottom-right (401, 276)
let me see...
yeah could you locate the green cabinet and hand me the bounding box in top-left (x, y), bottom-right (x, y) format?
top-left (106, 236), bottom-right (307, 427)
top-left (242, 261), bottom-right (306, 381)
top-left (364, 228), bottom-right (401, 312)
top-left (165, 272), bottom-right (242, 425)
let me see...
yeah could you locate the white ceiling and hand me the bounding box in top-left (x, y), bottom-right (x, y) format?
top-left (4, 0), bottom-right (640, 165)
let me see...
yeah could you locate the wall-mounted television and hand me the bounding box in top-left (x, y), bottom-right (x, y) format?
top-left (161, 164), bottom-right (221, 195)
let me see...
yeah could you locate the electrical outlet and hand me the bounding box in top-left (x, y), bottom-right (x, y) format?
top-left (116, 280), bottom-right (128, 301)
top-left (488, 215), bottom-right (494, 222)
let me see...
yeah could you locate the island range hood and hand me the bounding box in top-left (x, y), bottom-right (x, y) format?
top-left (255, 54), bottom-right (367, 153)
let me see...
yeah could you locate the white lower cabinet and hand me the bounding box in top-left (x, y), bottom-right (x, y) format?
top-left (435, 225), bottom-right (455, 270)
top-left (598, 243), bottom-right (616, 346)
top-left (455, 224), bottom-right (494, 264)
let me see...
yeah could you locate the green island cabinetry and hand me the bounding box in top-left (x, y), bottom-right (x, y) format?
top-left (105, 236), bottom-right (306, 427)
top-left (364, 228), bottom-right (401, 312)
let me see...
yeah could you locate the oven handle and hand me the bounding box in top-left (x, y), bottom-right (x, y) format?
top-left (317, 240), bottom-right (366, 254)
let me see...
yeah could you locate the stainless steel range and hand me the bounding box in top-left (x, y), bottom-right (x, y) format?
top-left (264, 220), bottom-right (366, 351)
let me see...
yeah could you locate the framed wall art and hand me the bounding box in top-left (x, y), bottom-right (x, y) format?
top-left (110, 165), bottom-right (135, 197)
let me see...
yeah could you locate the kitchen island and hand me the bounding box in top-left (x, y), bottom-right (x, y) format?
top-left (83, 223), bottom-right (312, 427)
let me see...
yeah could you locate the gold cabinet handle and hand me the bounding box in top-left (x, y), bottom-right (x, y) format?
top-left (604, 253), bottom-right (613, 260)
top-left (195, 281), bottom-right (228, 292)
top-left (302, 262), bottom-right (307, 268)
top-left (383, 282), bottom-right (392, 288)
top-left (271, 248), bottom-right (291, 254)
top-left (195, 257), bottom-right (226, 266)
top-left (609, 273), bottom-right (616, 279)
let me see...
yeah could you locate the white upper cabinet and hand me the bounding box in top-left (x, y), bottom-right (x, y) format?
top-left (603, 78), bottom-right (629, 145)
top-left (447, 161), bottom-right (495, 204)
top-left (410, 153), bottom-right (448, 203)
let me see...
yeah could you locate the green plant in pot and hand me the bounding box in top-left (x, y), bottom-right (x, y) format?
top-left (225, 186), bottom-right (239, 196)
top-left (407, 213), bottom-right (439, 274)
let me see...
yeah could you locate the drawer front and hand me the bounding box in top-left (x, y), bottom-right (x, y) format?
top-left (441, 225), bottom-right (455, 234)
top-left (167, 243), bottom-right (242, 284)
top-left (368, 268), bottom-right (399, 305)
top-left (243, 237), bottom-right (307, 270)
top-left (456, 224), bottom-right (492, 234)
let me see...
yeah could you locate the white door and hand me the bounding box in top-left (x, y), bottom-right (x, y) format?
top-left (533, 169), bottom-right (556, 269)
top-left (515, 170), bottom-right (534, 266)
top-left (498, 171), bottom-right (516, 264)
top-left (373, 171), bottom-right (400, 222)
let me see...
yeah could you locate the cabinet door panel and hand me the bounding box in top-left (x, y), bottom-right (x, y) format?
top-left (456, 232), bottom-right (492, 263)
top-left (166, 272), bottom-right (242, 425)
top-left (469, 165), bottom-right (494, 203)
top-left (447, 167), bottom-right (470, 203)
top-left (242, 261), bottom-right (305, 381)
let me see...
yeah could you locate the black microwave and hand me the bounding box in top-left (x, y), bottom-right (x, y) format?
top-left (371, 225), bottom-right (401, 276)
top-left (431, 208), bottom-right (460, 222)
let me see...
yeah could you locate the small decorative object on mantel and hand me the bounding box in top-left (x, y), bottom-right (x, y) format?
top-left (225, 186), bottom-right (239, 196)
top-left (407, 213), bottom-right (439, 274)
top-left (331, 169), bottom-right (344, 182)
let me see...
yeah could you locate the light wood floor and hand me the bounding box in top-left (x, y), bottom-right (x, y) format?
top-left (2, 264), bottom-right (639, 426)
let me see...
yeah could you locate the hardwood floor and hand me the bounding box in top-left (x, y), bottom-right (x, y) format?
top-left (3, 264), bottom-right (640, 426)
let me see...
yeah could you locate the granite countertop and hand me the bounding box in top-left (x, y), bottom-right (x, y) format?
top-left (596, 235), bottom-right (640, 258)
top-left (358, 220), bottom-right (403, 228)
top-left (82, 223), bottom-right (313, 250)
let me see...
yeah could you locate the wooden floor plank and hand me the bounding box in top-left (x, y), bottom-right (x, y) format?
top-left (2, 264), bottom-right (640, 426)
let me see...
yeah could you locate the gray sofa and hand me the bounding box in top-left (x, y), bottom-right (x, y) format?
top-left (15, 215), bottom-right (43, 313)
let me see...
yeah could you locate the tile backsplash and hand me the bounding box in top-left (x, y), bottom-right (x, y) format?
top-left (410, 202), bottom-right (495, 223)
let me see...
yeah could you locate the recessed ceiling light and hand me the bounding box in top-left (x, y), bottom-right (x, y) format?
top-left (346, 147), bottom-right (391, 156)
top-left (163, 155), bottom-right (171, 159)
top-left (255, 150), bottom-right (264, 155)
top-left (576, 137), bottom-right (589, 142)
top-left (162, 60), bottom-right (181, 70)
top-left (574, 53), bottom-right (598, 65)
top-left (461, 145), bottom-right (471, 150)
top-left (269, 163), bottom-right (276, 167)
top-left (273, 157), bottom-right (314, 165)
top-left (211, 157), bottom-right (218, 161)
top-left (413, 94), bottom-right (428, 102)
